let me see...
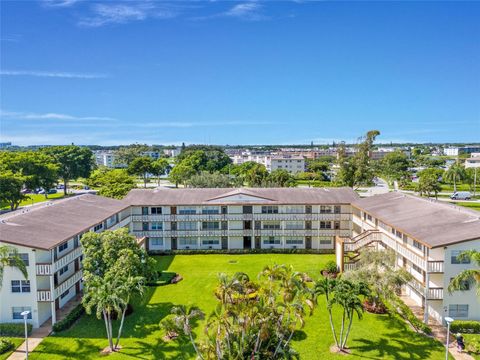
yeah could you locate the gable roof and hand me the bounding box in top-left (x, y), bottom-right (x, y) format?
top-left (0, 194), bottom-right (129, 250)
top-left (124, 187), bottom-right (359, 206)
top-left (353, 192), bottom-right (480, 248)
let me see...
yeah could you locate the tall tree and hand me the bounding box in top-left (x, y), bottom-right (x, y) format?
top-left (87, 168), bottom-right (136, 199)
top-left (416, 168), bottom-right (442, 198)
top-left (42, 145), bottom-right (94, 195)
top-left (127, 156), bottom-right (153, 188)
top-left (187, 171), bottom-right (232, 188)
top-left (0, 245), bottom-right (28, 289)
top-left (444, 163), bottom-right (466, 193)
top-left (353, 130), bottom-right (380, 186)
top-left (169, 163), bottom-right (196, 187)
top-left (378, 151), bottom-right (411, 185)
top-left (267, 169), bottom-right (295, 187)
top-left (335, 143), bottom-right (356, 187)
top-left (0, 171), bottom-right (26, 210)
top-left (114, 144), bottom-right (149, 167)
top-left (151, 158), bottom-right (170, 185)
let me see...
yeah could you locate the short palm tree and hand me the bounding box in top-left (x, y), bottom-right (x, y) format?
top-left (0, 245), bottom-right (28, 288)
top-left (444, 163), bottom-right (466, 193)
top-left (448, 250), bottom-right (480, 296)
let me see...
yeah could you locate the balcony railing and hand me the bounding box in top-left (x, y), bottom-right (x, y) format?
top-left (344, 262), bottom-right (357, 271)
top-left (37, 290), bottom-right (52, 302)
top-left (427, 261), bottom-right (444, 273)
top-left (54, 246), bottom-right (83, 272)
top-left (36, 263), bottom-right (52, 276)
top-left (109, 216), bottom-right (131, 230)
top-left (427, 287), bottom-right (443, 300)
top-left (131, 213), bottom-right (352, 222)
top-left (54, 270), bottom-right (83, 299)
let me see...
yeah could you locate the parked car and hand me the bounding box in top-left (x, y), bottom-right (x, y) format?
top-left (47, 189), bottom-right (57, 194)
top-left (35, 188), bottom-right (45, 194)
top-left (451, 191), bottom-right (472, 200)
top-left (56, 184), bottom-right (65, 189)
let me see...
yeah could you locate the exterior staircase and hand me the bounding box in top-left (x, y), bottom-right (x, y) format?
top-left (338, 230), bottom-right (382, 271)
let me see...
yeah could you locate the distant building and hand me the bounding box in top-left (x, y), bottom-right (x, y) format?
top-left (163, 147), bottom-right (182, 158)
top-left (444, 146), bottom-right (480, 156)
top-left (270, 156), bottom-right (305, 174)
top-left (465, 157), bottom-right (480, 169)
top-left (94, 150), bottom-right (118, 168)
top-left (0, 142), bottom-right (12, 149)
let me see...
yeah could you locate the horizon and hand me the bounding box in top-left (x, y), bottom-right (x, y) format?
top-left (1, 1), bottom-right (479, 146)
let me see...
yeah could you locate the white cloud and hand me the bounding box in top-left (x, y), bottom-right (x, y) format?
top-left (1, 110), bottom-right (116, 122)
top-left (78, 2), bottom-right (176, 27)
top-left (0, 70), bottom-right (108, 79)
top-left (138, 120), bottom-right (278, 128)
top-left (43, 0), bottom-right (81, 7)
top-left (225, 3), bottom-right (263, 20)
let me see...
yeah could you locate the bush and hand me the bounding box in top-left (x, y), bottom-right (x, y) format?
top-left (149, 248), bottom-right (334, 256)
top-left (388, 297), bottom-right (432, 336)
top-left (0, 323), bottom-right (32, 337)
top-left (52, 304), bottom-right (85, 332)
top-left (451, 320), bottom-right (480, 334)
top-left (324, 260), bottom-right (338, 274)
top-left (0, 338), bottom-right (14, 355)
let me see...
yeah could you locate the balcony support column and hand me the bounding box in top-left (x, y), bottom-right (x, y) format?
top-left (49, 274), bottom-right (56, 324)
top-left (424, 272), bottom-right (430, 324)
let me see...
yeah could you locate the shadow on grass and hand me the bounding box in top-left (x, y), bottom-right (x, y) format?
top-left (152, 255), bottom-right (176, 272)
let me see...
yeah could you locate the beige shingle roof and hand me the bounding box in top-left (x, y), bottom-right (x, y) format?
top-left (0, 194), bottom-right (129, 250)
top-left (353, 192), bottom-right (480, 248)
top-left (124, 187), bottom-right (359, 206)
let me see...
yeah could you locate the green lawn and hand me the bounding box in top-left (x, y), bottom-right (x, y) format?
top-left (1, 193), bottom-right (66, 210)
top-left (453, 202), bottom-right (480, 211)
top-left (31, 254), bottom-right (449, 359)
top-left (464, 334), bottom-right (480, 360)
top-left (0, 337), bottom-right (24, 360)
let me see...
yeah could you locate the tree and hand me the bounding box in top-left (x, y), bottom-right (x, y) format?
top-left (342, 249), bottom-right (412, 311)
top-left (0, 245), bottom-right (28, 289)
top-left (186, 171), bottom-right (232, 188)
top-left (444, 163), bottom-right (466, 193)
top-left (353, 130), bottom-right (380, 186)
top-left (416, 168), bottom-right (442, 198)
top-left (176, 146), bottom-right (232, 173)
top-left (335, 143), bottom-right (356, 187)
top-left (267, 169), bottom-right (295, 187)
top-left (127, 156), bottom-right (153, 188)
top-left (151, 158), bottom-right (170, 185)
top-left (0, 171), bottom-right (26, 210)
top-left (42, 145), bottom-right (95, 195)
top-left (244, 163), bottom-right (269, 187)
top-left (81, 228), bottom-right (152, 352)
top-left (378, 151), bottom-right (411, 185)
top-left (87, 168), bottom-right (136, 199)
top-left (448, 250), bottom-right (480, 297)
top-left (114, 144), bottom-right (149, 167)
top-left (169, 163), bottom-right (196, 187)
top-left (315, 277), bottom-right (369, 352)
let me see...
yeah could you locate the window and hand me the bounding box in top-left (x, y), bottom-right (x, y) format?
top-left (221, 206), bottom-right (228, 215)
top-left (449, 278), bottom-right (470, 291)
top-left (261, 206), bottom-right (279, 214)
top-left (284, 221), bottom-right (303, 230)
top-left (413, 240), bottom-right (423, 251)
top-left (150, 237), bottom-right (163, 246)
top-left (242, 206), bottom-right (253, 214)
top-left (320, 206), bottom-right (332, 214)
top-left (142, 222), bottom-right (149, 231)
top-left (305, 205), bottom-right (312, 214)
top-left (106, 214), bottom-right (117, 227)
top-left (202, 206), bottom-right (219, 214)
top-left (18, 253), bottom-right (29, 266)
top-left (178, 207), bottom-right (196, 215)
top-left (334, 221), bottom-right (340, 230)
top-left (93, 223), bottom-right (103, 232)
top-left (142, 207), bottom-right (149, 215)
top-left (285, 237), bottom-right (303, 245)
top-left (285, 205), bottom-right (303, 214)
top-left (367, 214), bottom-right (373, 221)
top-left (11, 280), bottom-right (30, 293)
top-left (60, 289), bottom-right (70, 299)
top-left (202, 222), bottom-right (220, 230)
top-left (396, 230), bottom-right (403, 239)
top-left (263, 221), bottom-right (281, 230)
top-left (12, 307), bottom-right (31, 320)
top-left (151, 222), bottom-right (163, 230)
top-left (58, 243), bottom-right (68, 252)
top-left (178, 221), bottom-right (197, 231)
top-left (151, 207), bottom-right (162, 214)
top-left (319, 238), bottom-right (332, 245)
top-left (320, 221), bottom-right (332, 229)
top-left (59, 265), bottom-right (69, 275)
top-left (334, 206), bottom-right (341, 214)
top-left (202, 239), bottom-right (220, 245)
top-left (451, 250), bottom-right (471, 264)
top-left (412, 263), bottom-right (422, 274)
top-left (263, 236), bottom-right (281, 245)
top-left (402, 234), bottom-right (408, 244)
top-left (449, 304), bottom-right (469, 318)
top-left (178, 237), bottom-right (197, 246)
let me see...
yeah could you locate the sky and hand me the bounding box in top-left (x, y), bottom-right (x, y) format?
top-left (1, 0), bottom-right (479, 146)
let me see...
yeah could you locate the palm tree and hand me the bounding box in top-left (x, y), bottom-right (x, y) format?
top-left (0, 245), bottom-right (28, 288)
top-left (448, 250), bottom-right (480, 296)
top-left (444, 163), bottom-right (466, 193)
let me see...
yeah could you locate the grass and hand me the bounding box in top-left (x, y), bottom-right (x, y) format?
top-left (1, 193), bottom-right (66, 210)
top-left (0, 337), bottom-right (24, 360)
top-left (464, 334), bottom-right (480, 360)
top-left (440, 183), bottom-right (479, 192)
top-left (31, 254), bottom-right (450, 359)
top-left (453, 202), bottom-right (480, 211)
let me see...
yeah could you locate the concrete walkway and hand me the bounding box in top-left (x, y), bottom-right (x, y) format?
top-left (7, 321), bottom-right (52, 360)
top-left (400, 295), bottom-right (474, 360)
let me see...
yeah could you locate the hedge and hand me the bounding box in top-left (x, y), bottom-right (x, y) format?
top-left (52, 304), bottom-right (85, 332)
top-left (388, 297), bottom-right (432, 336)
top-left (149, 248), bottom-right (334, 256)
top-left (0, 338), bottom-right (14, 355)
top-left (0, 323), bottom-right (32, 337)
top-left (451, 320), bottom-right (480, 334)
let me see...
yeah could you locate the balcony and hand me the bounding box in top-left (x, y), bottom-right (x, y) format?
top-left (427, 287), bottom-right (443, 300)
top-left (109, 216), bottom-right (131, 230)
top-left (131, 213), bottom-right (352, 222)
top-left (427, 261), bottom-right (444, 273)
top-left (54, 246), bottom-right (83, 272)
top-left (54, 270), bottom-right (83, 299)
top-left (37, 290), bottom-right (52, 302)
top-left (36, 263), bottom-right (52, 276)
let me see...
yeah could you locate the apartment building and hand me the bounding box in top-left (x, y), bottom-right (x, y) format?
top-left (125, 187), bottom-right (357, 252)
top-left (444, 146), bottom-right (480, 156)
top-left (94, 150), bottom-right (118, 168)
top-left (0, 195), bottom-right (131, 328)
top-left (270, 156), bottom-right (305, 174)
top-left (336, 192), bottom-right (480, 324)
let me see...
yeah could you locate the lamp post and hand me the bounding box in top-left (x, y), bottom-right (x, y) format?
top-left (445, 316), bottom-right (454, 360)
top-left (20, 310), bottom-right (30, 360)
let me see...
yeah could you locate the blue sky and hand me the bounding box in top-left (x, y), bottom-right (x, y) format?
top-left (1, 1), bottom-right (479, 146)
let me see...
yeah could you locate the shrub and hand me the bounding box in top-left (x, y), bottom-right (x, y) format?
top-left (0, 323), bottom-right (32, 337)
top-left (324, 260), bottom-right (338, 274)
top-left (52, 304), bottom-right (85, 332)
top-left (451, 320), bottom-right (480, 334)
top-left (149, 248), bottom-right (334, 256)
top-left (0, 338), bottom-right (14, 355)
top-left (388, 297), bottom-right (432, 336)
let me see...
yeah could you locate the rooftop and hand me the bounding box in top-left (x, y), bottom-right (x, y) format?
top-left (124, 187), bottom-right (358, 206)
top-left (353, 192), bottom-right (480, 248)
top-left (0, 194), bottom-right (129, 250)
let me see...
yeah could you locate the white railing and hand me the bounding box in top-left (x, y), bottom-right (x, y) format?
top-left (344, 262), bottom-right (357, 271)
top-left (427, 261), bottom-right (444, 273)
top-left (409, 278), bottom-right (425, 294)
top-left (131, 213), bottom-right (351, 222)
top-left (54, 246), bottom-right (83, 272)
top-left (54, 270), bottom-right (83, 299)
top-left (427, 287), bottom-right (443, 300)
top-left (109, 216), bottom-right (131, 230)
top-left (36, 264), bottom-right (52, 275)
top-left (343, 230), bottom-right (381, 252)
top-left (37, 290), bottom-right (52, 302)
